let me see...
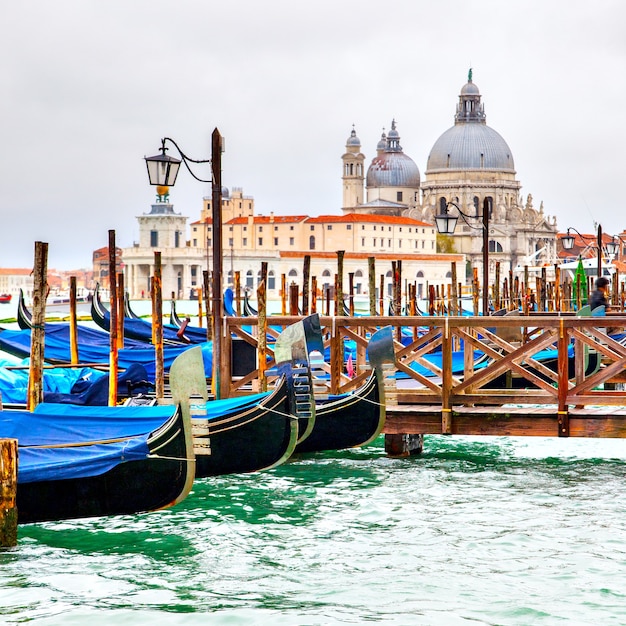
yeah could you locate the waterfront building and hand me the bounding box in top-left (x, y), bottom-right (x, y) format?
top-left (0, 268), bottom-right (33, 300)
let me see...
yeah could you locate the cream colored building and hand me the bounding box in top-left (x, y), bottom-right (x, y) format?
top-left (0, 268), bottom-right (33, 299)
top-left (122, 186), bottom-right (460, 300)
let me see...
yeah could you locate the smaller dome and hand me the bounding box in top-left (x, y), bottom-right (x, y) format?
top-left (221, 186), bottom-right (230, 198)
top-left (461, 81), bottom-right (480, 96)
top-left (346, 127), bottom-right (361, 147)
top-left (367, 153), bottom-right (420, 188)
top-left (367, 119), bottom-right (420, 188)
top-left (376, 131), bottom-right (387, 152)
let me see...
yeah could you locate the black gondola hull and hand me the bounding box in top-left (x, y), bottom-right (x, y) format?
top-left (194, 379), bottom-right (298, 477)
top-left (295, 373), bottom-right (384, 454)
top-left (17, 406), bottom-right (194, 524)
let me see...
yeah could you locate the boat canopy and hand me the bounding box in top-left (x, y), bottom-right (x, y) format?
top-left (0, 403), bottom-right (178, 483)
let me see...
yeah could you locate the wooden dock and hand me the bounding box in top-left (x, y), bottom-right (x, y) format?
top-left (221, 313), bottom-right (626, 445)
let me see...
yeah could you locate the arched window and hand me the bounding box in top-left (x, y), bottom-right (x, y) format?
top-left (355, 270), bottom-right (363, 278)
top-left (489, 240), bottom-right (503, 253)
top-left (446, 271), bottom-right (452, 278)
top-left (288, 269), bottom-right (298, 278)
top-left (268, 270), bottom-right (276, 290)
top-left (416, 271), bottom-right (424, 278)
top-left (246, 270), bottom-right (253, 288)
top-left (322, 269), bottom-right (331, 277)
top-left (309, 236), bottom-right (316, 250)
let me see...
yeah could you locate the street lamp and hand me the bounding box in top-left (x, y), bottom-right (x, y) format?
top-left (434, 197), bottom-right (492, 316)
top-left (145, 128), bottom-right (225, 399)
top-left (561, 225), bottom-right (604, 278)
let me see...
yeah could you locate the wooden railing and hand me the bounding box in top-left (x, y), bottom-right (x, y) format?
top-left (221, 314), bottom-right (626, 408)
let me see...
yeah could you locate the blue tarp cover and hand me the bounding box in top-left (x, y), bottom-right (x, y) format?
top-left (0, 327), bottom-right (213, 379)
top-left (0, 403), bottom-right (177, 483)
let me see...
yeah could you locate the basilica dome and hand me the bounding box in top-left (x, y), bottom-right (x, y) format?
top-left (366, 120), bottom-right (420, 188)
top-left (426, 74), bottom-right (515, 173)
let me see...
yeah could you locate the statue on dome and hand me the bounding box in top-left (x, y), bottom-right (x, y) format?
top-left (468, 67), bottom-right (473, 82)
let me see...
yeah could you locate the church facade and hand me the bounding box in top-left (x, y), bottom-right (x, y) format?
top-left (341, 71), bottom-right (559, 282)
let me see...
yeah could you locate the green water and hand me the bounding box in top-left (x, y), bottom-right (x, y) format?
top-left (2, 435), bottom-right (626, 625)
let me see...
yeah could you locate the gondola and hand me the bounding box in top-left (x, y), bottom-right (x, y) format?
top-left (0, 350), bottom-right (197, 524)
top-left (166, 317), bottom-right (319, 477)
top-left (243, 290), bottom-right (257, 316)
top-left (294, 325), bottom-right (395, 454)
top-left (91, 284), bottom-right (202, 345)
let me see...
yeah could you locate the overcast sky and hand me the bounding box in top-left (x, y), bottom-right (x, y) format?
top-left (2, 0), bottom-right (625, 270)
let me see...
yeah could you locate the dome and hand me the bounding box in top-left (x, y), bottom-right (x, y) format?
top-left (367, 120), bottom-right (420, 188)
top-left (367, 152), bottom-right (421, 188)
top-left (376, 131), bottom-right (387, 152)
top-left (460, 81), bottom-right (480, 96)
top-left (426, 73), bottom-right (515, 172)
top-left (426, 123), bottom-right (515, 171)
top-left (346, 127), bottom-right (361, 147)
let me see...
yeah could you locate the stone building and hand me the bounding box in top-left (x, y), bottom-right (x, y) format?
top-left (418, 71), bottom-right (559, 280)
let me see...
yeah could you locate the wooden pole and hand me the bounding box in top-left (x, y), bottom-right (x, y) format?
top-left (450, 262), bottom-right (458, 316)
top-left (108, 231), bottom-right (118, 407)
top-left (281, 274), bottom-right (287, 315)
top-left (234, 271), bottom-right (241, 316)
top-left (211, 127), bottom-right (224, 400)
top-left (197, 286), bottom-right (203, 328)
top-left (117, 271), bottom-right (125, 350)
top-left (311, 276), bottom-right (317, 314)
top-left (379, 274), bottom-right (384, 316)
top-left (302, 255), bottom-right (310, 315)
top-left (368, 257), bottom-right (376, 316)
top-left (69, 276), bottom-right (79, 365)
top-left (472, 267), bottom-right (479, 316)
top-left (203, 270), bottom-right (211, 339)
top-left (494, 262), bottom-right (500, 311)
top-left (289, 282), bottom-right (299, 315)
top-left (28, 242), bottom-right (47, 411)
top-left (0, 439), bottom-right (18, 547)
top-left (336, 250), bottom-right (345, 315)
top-left (154, 252), bottom-right (164, 400)
top-left (348, 272), bottom-right (355, 316)
top-left (257, 279), bottom-right (267, 392)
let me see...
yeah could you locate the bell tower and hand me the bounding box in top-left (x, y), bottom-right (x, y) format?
top-left (341, 126), bottom-right (365, 212)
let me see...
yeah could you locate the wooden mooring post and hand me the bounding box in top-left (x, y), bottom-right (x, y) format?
top-left (28, 241), bottom-right (47, 411)
top-left (0, 439), bottom-right (18, 547)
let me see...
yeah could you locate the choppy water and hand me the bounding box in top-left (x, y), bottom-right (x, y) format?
top-left (2, 435), bottom-right (626, 625)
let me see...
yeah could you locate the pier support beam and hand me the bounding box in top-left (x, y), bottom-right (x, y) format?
top-left (384, 433), bottom-right (424, 458)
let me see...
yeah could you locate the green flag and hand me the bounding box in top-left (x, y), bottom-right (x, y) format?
top-left (573, 256), bottom-right (588, 308)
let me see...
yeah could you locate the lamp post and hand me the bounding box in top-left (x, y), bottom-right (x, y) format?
top-left (561, 225), bottom-right (605, 279)
top-left (435, 197), bottom-right (492, 316)
top-left (145, 128), bottom-right (225, 399)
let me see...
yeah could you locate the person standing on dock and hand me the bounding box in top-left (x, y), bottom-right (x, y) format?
top-left (589, 277), bottom-right (610, 312)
